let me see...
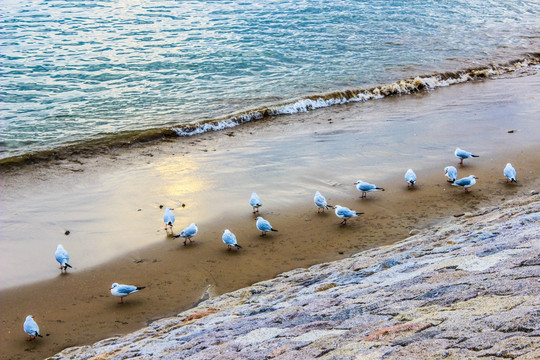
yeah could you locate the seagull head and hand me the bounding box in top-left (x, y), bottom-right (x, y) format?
top-left (110, 283), bottom-right (118, 290)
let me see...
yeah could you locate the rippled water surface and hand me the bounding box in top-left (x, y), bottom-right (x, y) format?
top-left (1, 0), bottom-right (539, 159)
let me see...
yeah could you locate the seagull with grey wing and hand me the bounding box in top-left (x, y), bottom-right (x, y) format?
top-left (110, 283), bottom-right (146, 304)
top-left (455, 147), bottom-right (479, 165)
top-left (354, 180), bottom-right (384, 199)
top-left (504, 163), bottom-right (517, 183)
top-left (444, 166), bottom-right (458, 183)
top-left (452, 175), bottom-right (478, 193)
top-left (163, 207), bottom-right (175, 232)
top-left (333, 205), bottom-right (363, 225)
top-left (174, 222), bottom-right (198, 245)
top-left (55, 244), bottom-right (72, 272)
top-left (404, 169), bottom-right (417, 188)
top-left (23, 315), bottom-right (43, 341)
top-left (222, 229), bottom-right (242, 250)
top-left (314, 191), bottom-right (330, 213)
top-left (250, 192), bottom-right (262, 214)
top-left (256, 216), bottom-right (278, 236)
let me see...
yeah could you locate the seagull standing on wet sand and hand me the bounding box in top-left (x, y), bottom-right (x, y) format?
top-left (55, 244), bottom-right (72, 272)
top-left (175, 222), bottom-right (198, 245)
top-left (404, 169), bottom-right (417, 187)
top-left (250, 192), bottom-right (262, 214)
top-left (163, 207), bottom-right (175, 232)
top-left (256, 216), bottom-right (278, 236)
top-left (444, 166), bottom-right (458, 183)
top-left (222, 229), bottom-right (242, 250)
top-left (452, 175), bottom-right (478, 193)
top-left (354, 180), bottom-right (385, 198)
top-left (110, 283), bottom-right (146, 304)
top-left (504, 163), bottom-right (517, 183)
top-left (455, 148), bottom-right (479, 165)
top-left (314, 191), bottom-right (330, 213)
top-left (334, 205), bottom-right (363, 225)
top-left (23, 315), bottom-right (43, 341)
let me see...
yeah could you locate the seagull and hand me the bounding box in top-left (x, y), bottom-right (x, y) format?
top-left (174, 222), bottom-right (198, 245)
top-left (109, 283), bottom-right (146, 304)
top-left (452, 175), bottom-right (478, 193)
top-left (354, 180), bottom-right (385, 198)
top-left (504, 163), bottom-right (517, 183)
top-left (334, 205), bottom-right (363, 225)
top-left (314, 191), bottom-right (330, 213)
top-left (404, 169), bottom-right (417, 187)
top-left (23, 315), bottom-right (43, 341)
top-left (222, 229), bottom-right (242, 250)
top-left (455, 147), bottom-right (479, 165)
top-left (250, 192), bottom-right (262, 214)
top-left (55, 244), bottom-right (72, 272)
top-left (256, 216), bottom-right (278, 236)
top-left (444, 166), bottom-right (458, 183)
top-left (163, 207), bottom-right (175, 232)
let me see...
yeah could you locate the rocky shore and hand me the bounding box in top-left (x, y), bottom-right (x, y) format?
top-left (50, 194), bottom-right (540, 359)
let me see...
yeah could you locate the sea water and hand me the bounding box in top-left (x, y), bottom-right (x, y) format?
top-left (1, 0), bottom-right (539, 162)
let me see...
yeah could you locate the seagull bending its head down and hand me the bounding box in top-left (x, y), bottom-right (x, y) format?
top-left (452, 175), bottom-right (478, 193)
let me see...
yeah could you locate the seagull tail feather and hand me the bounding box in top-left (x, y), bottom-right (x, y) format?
top-left (377, 187), bottom-right (385, 191)
top-left (271, 228), bottom-right (278, 232)
top-left (235, 244), bottom-right (242, 249)
top-left (65, 263), bottom-right (72, 268)
top-left (472, 154), bottom-right (479, 157)
top-left (136, 286), bottom-right (146, 291)
top-left (36, 333), bottom-right (43, 337)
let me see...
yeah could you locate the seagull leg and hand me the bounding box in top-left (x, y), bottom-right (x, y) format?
top-left (227, 245), bottom-right (231, 251)
top-left (118, 297), bottom-right (124, 304)
top-left (459, 158), bottom-right (464, 165)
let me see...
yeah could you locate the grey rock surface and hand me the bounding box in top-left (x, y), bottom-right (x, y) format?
top-left (49, 195), bottom-right (540, 359)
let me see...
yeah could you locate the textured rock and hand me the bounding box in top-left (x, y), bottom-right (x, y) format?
top-left (49, 195), bottom-right (540, 360)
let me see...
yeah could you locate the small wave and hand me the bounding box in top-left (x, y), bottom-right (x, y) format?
top-left (173, 53), bottom-right (540, 137)
top-left (2, 53), bottom-right (538, 170)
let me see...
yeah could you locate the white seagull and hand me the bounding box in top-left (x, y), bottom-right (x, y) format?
top-left (504, 163), bottom-right (517, 183)
top-left (175, 222), bottom-right (198, 245)
top-left (354, 180), bottom-right (385, 198)
top-left (110, 283), bottom-right (146, 304)
top-left (55, 244), bottom-right (72, 272)
top-left (23, 315), bottom-right (42, 341)
top-left (334, 205), bottom-right (363, 225)
top-left (444, 166), bottom-right (458, 183)
top-left (163, 207), bottom-right (175, 232)
top-left (314, 191), bottom-right (330, 213)
top-left (250, 192), bottom-right (262, 214)
top-left (452, 175), bottom-right (478, 193)
top-left (455, 147), bottom-right (479, 165)
top-left (404, 169), bottom-right (417, 187)
top-left (256, 216), bottom-right (278, 236)
top-left (222, 229), bottom-right (242, 250)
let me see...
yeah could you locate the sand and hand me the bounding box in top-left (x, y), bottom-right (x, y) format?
top-left (1, 72), bottom-right (539, 359)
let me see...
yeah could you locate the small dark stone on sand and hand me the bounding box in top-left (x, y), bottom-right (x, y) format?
top-left (338, 251), bottom-right (344, 255)
top-left (454, 213), bottom-right (465, 217)
top-left (159, 205), bottom-right (164, 209)
top-left (182, 203), bottom-right (186, 208)
top-left (138, 209), bottom-right (142, 211)
top-left (507, 129), bottom-right (515, 133)
top-left (65, 230), bottom-right (70, 235)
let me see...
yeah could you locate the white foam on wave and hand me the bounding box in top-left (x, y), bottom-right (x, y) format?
top-left (173, 57), bottom-right (538, 138)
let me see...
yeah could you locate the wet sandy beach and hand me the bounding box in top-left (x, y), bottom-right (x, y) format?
top-left (1, 72), bottom-right (539, 359)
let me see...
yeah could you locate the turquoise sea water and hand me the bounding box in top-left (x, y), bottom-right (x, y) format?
top-left (1, 0), bottom-right (539, 162)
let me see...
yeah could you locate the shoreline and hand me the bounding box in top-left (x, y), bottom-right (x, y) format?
top-left (1, 150), bottom-right (539, 360)
top-left (1, 71), bottom-right (540, 359)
